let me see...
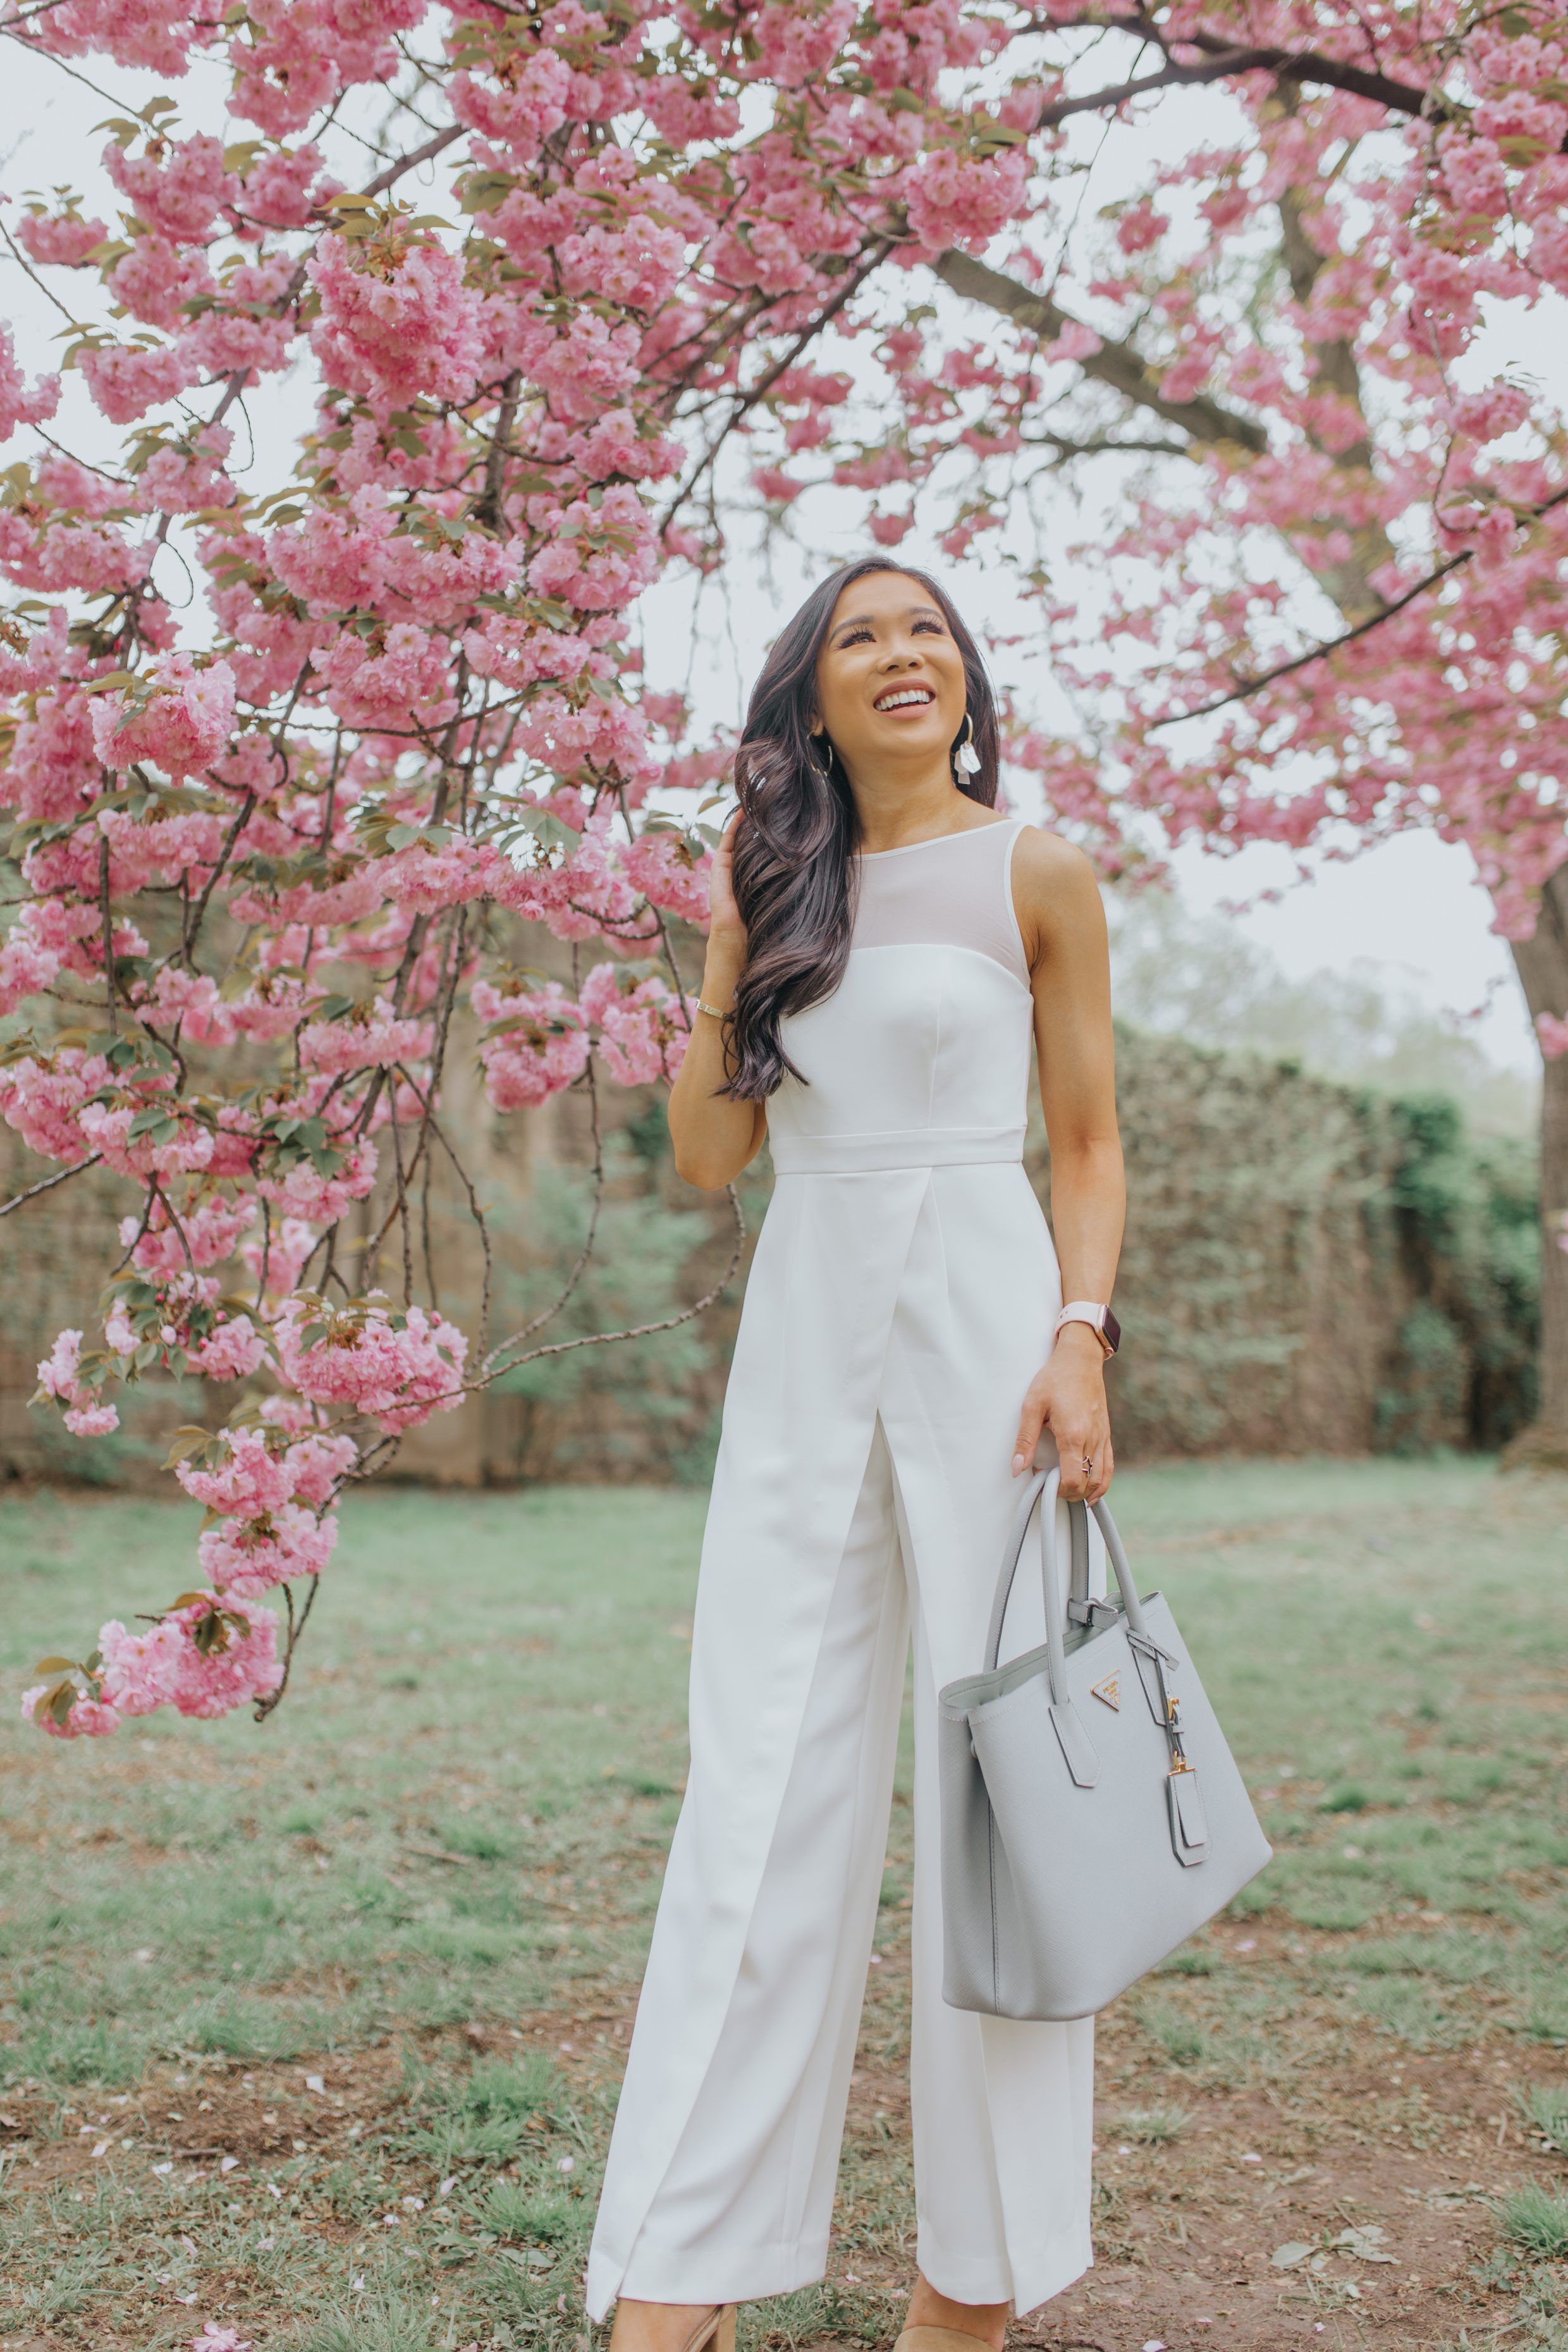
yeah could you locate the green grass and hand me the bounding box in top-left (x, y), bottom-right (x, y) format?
top-left (1498, 2184), bottom-right (1568, 2259)
top-left (1110, 2102), bottom-right (1190, 2145)
top-left (2, 1485), bottom-right (707, 2063)
top-left (0, 1457), bottom-right (1565, 2349)
top-left (1518, 2085), bottom-right (1568, 2157)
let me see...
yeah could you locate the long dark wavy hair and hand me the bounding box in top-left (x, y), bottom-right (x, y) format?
top-left (725, 556), bottom-right (999, 1099)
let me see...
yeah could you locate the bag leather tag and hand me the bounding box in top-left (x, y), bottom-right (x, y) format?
top-left (1167, 1770), bottom-right (1210, 1865)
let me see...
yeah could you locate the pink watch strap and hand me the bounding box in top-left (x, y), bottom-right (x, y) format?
top-left (1055, 1301), bottom-right (1119, 1356)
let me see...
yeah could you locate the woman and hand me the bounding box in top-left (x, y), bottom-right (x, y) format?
top-left (587, 558), bottom-right (1125, 2352)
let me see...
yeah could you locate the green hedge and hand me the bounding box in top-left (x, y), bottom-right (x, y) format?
top-left (0, 1024), bottom-right (1539, 1484)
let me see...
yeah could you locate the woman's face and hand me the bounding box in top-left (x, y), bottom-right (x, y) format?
top-left (812, 570), bottom-right (969, 780)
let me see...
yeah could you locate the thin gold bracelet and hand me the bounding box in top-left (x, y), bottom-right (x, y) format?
top-left (694, 997), bottom-right (732, 1021)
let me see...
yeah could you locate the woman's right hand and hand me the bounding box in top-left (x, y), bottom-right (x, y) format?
top-left (707, 812), bottom-right (747, 959)
top-left (667, 811), bottom-right (765, 1189)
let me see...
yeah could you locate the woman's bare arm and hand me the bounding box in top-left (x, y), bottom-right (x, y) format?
top-left (666, 820), bottom-right (768, 1190)
top-left (1007, 827), bottom-right (1126, 1502)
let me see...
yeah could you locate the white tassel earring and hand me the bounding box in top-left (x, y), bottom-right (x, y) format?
top-left (953, 713), bottom-right (981, 777)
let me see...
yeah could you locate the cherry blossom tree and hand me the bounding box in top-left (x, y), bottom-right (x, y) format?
top-left (890, 22), bottom-right (1568, 1454)
top-left (2, 0), bottom-right (1565, 1738)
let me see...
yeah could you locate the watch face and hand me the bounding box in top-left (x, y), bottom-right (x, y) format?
top-left (1103, 1305), bottom-right (1122, 1356)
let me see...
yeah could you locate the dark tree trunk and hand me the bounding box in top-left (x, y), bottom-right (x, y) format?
top-left (1510, 862), bottom-right (1568, 1457)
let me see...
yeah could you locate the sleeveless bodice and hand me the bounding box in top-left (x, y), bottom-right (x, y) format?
top-left (766, 818), bottom-right (1034, 1174)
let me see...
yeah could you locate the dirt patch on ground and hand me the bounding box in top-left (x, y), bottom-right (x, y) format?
top-left (827, 1926), bottom-right (1568, 2352)
top-left (2, 1966), bottom-right (1564, 2352)
top-left (1007, 2054), bottom-right (1535, 2352)
top-left (1, 2038), bottom-right (410, 2198)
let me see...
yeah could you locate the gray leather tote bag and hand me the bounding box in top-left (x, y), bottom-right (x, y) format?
top-left (938, 1467), bottom-right (1271, 2020)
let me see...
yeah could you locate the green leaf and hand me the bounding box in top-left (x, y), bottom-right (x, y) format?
top-left (460, 171), bottom-right (518, 217)
top-left (126, 1105), bottom-right (178, 1142)
top-left (510, 807), bottom-right (581, 852)
top-left (43, 1681), bottom-right (79, 1727)
top-left (162, 1425), bottom-right (217, 1469)
top-left (970, 119), bottom-right (1028, 151)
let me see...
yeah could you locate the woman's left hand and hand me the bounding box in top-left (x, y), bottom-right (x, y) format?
top-left (1011, 1325), bottom-right (1114, 1503)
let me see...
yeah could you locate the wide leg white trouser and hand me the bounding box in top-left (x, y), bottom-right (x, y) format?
top-left (587, 1418), bottom-right (1096, 2319)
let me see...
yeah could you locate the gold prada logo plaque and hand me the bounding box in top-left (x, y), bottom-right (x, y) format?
top-left (1090, 1670), bottom-right (1120, 1712)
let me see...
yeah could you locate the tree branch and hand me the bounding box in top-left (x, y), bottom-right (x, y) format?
top-left (355, 122), bottom-right (463, 204)
top-left (1022, 427), bottom-right (1189, 457)
top-left (1151, 481), bottom-right (1568, 725)
top-left (484, 1179), bottom-right (747, 1381)
top-left (482, 1048), bottom-right (608, 1367)
top-left (659, 240), bottom-right (895, 529)
top-left (0, 1153), bottom-right (102, 1217)
top-left (933, 248), bottom-right (1269, 455)
top-left (474, 370), bottom-right (522, 536)
top-left (1029, 38), bottom-right (1439, 132)
top-left (181, 788), bottom-right (256, 966)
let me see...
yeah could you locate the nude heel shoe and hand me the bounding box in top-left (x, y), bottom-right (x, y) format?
top-left (681, 2309), bottom-right (735, 2352)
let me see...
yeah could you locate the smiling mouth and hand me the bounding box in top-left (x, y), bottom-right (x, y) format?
top-left (873, 685), bottom-right (934, 711)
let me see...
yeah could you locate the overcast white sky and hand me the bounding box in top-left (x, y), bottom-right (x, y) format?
top-left (3, 33), bottom-right (1562, 1074)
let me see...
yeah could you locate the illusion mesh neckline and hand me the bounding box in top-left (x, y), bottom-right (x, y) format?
top-left (851, 816), bottom-right (1031, 989)
top-left (858, 819), bottom-right (1015, 860)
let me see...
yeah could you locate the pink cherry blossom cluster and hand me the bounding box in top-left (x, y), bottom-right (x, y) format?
top-left (297, 996), bottom-right (434, 1078)
top-left (35, 1328), bottom-right (119, 1438)
top-left (4, 0), bottom-right (1565, 1735)
top-left (90, 652), bottom-right (236, 780)
top-left (273, 1297), bottom-right (468, 1432)
top-left (472, 977), bottom-right (591, 1111)
top-left (470, 957), bottom-right (690, 1107)
top-left (579, 962), bottom-right (690, 1087)
top-left (23, 1599), bottom-right (285, 1738)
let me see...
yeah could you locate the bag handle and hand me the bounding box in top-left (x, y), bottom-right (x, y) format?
top-left (983, 1469), bottom-right (1151, 1679)
top-left (981, 1474), bottom-right (1196, 1818)
top-left (982, 1469), bottom-right (1050, 1673)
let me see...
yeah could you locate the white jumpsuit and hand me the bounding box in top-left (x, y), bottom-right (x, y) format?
top-left (585, 819), bottom-right (1095, 2322)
